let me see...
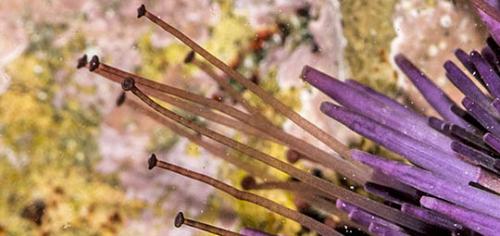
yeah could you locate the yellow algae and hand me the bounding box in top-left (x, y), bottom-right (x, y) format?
top-left (205, 14), bottom-right (253, 63)
top-left (146, 128), bottom-right (178, 154)
top-left (185, 141), bottom-right (202, 157)
top-left (137, 32), bottom-right (193, 81)
top-left (243, 71), bottom-right (302, 127)
top-left (0, 31), bottom-right (142, 235)
top-left (136, 4), bottom-right (253, 83)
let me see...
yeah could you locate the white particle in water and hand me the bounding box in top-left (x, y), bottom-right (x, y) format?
top-left (440, 15), bottom-right (452, 28)
top-left (428, 45), bottom-right (439, 57)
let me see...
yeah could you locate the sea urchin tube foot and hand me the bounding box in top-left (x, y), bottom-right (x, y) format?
top-left (79, 4), bottom-right (500, 235)
top-left (174, 212), bottom-right (184, 228)
top-left (240, 176), bottom-right (257, 190)
top-left (121, 77), bottom-right (135, 91)
top-left (115, 92), bottom-right (126, 107)
top-left (173, 211), bottom-right (243, 235)
top-left (148, 153), bottom-right (157, 170)
top-left (137, 4), bottom-right (146, 18)
top-left (184, 51), bottom-right (196, 64)
top-left (89, 55), bottom-right (100, 72)
top-left (76, 54), bottom-right (88, 69)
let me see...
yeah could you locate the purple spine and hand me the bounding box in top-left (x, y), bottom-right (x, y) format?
top-left (469, 50), bottom-right (500, 98)
top-left (364, 182), bottom-right (419, 205)
top-left (428, 117), bottom-right (448, 134)
top-left (484, 132), bottom-right (500, 154)
top-left (348, 209), bottom-right (403, 231)
top-left (336, 199), bottom-right (357, 213)
top-left (321, 102), bottom-right (480, 184)
top-left (451, 141), bottom-right (499, 173)
top-left (421, 196), bottom-right (500, 236)
top-left (492, 98), bottom-right (500, 114)
top-left (302, 66), bottom-right (452, 152)
top-left (368, 223), bottom-right (410, 236)
top-left (486, 36), bottom-right (500, 59)
top-left (462, 97), bottom-right (500, 136)
top-left (473, 0), bottom-right (500, 44)
top-left (482, 46), bottom-right (499, 67)
top-left (352, 150), bottom-right (500, 219)
top-left (344, 79), bottom-right (425, 122)
top-left (448, 124), bottom-right (491, 151)
top-left (401, 203), bottom-right (462, 231)
top-left (444, 60), bottom-right (491, 108)
top-left (394, 54), bottom-right (468, 128)
top-left (336, 199), bottom-right (403, 231)
top-left (455, 48), bottom-right (483, 84)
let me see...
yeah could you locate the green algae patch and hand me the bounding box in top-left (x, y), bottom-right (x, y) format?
top-left (340, 0), bottom-right (399, 96)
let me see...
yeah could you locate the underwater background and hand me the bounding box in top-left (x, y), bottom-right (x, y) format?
top-left (0, 0), bottom-right (489, 235)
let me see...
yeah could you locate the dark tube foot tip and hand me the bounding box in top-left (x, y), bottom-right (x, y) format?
top-left (137, 4), bottom-right (146, 18)
top-left (286, 149), bottom-right (301, 164)
top-left (174, 212), bottom-right (185, 227)
top-left (116, 92), bottom-right (127, 107)
top-left (122, 77), bottom-right (136, 91)
top-left (148, 153), bottom-right (158, 170)
top-left (183, 51), bottom-right (196, 64)
top-left (77, 54), bottom-right (88, 69)
top-left (240, 176), bottom-right (256, 190)
top-left (89, 55), bottom-right (100, 72)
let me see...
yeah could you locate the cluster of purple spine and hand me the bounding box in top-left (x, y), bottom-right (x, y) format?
top-left (301, 1), bottom-right (500, 235)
